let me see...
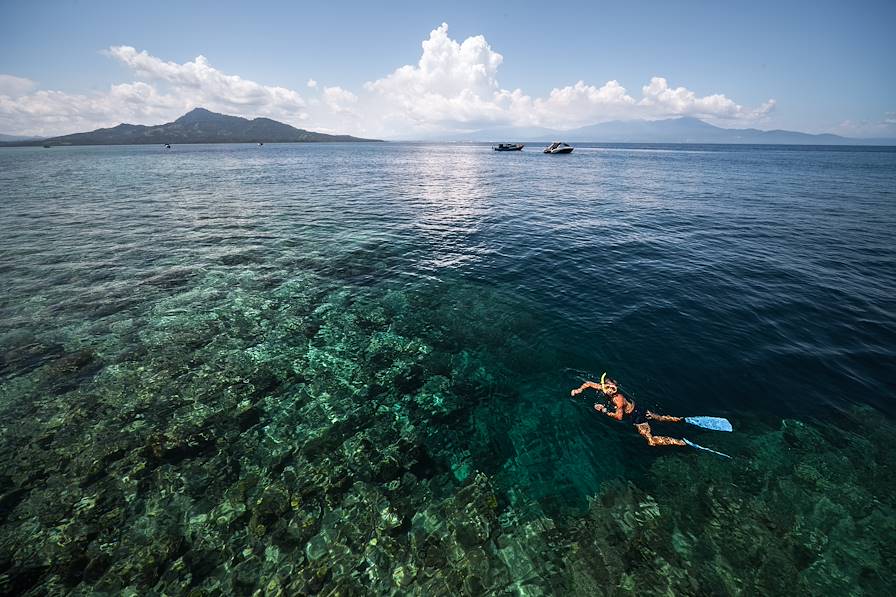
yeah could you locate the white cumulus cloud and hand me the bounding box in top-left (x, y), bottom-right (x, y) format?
top-left (517, 80), bottom-right (638, 127)
top-left (362, 23), bottom-right (775, 135)
top-left (638, 77), bottom-right (775, 120)
top-left (322, 86), bottom-right (357, 113)
top-left (1, 23), bottom-right (777, 138)
top-left (105, 46), bottom-right (306, 114)
top-left (0, 82), bottom-right (181, 136)
top-left (0, 74), bottom-right (37, 97)
top-left (0, 48), bottom-right (311, 135)
top-left (364, 23), bottom-right (509, 129)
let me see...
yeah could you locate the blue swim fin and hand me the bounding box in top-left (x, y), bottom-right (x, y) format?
top-left (684, 416), bottom-right (733, 432)
top-left (683, 438), bottom-right (731, 459)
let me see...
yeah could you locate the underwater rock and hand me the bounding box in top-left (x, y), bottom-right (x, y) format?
top-left (782, 418), bottom-right (827, 451)
top-left (392, 562), bottom-right (416, 588)
top-left (0, 331), bottom-right (65, 378)
top-left (43, 348), bottom-right (102, 394)
top-left (411, 375), bottom-right (460, 418)
top-left (305, 532), bottom-right (330, 562)
top-left (248, 482), bottom-right (291, 538)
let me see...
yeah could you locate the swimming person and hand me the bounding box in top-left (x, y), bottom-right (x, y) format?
top-left (571, 373), bottom-right (686, 447)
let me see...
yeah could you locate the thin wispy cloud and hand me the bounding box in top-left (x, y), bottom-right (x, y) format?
top-left (0, 23), bottom-right (778, 137)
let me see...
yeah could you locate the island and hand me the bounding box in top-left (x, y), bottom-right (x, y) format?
top-left (2, 108), bottom-right (380, 146)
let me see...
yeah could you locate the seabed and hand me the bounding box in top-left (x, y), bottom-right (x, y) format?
top-left (1, 266), bottom-right (893, 595)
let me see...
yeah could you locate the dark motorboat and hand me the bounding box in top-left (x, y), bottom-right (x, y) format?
top-left (43, 144), bottom-right (51, 148)
top-left (493, 143), bottom-right (524, 151)
top-left (543, 142), bottom-right (574, 154)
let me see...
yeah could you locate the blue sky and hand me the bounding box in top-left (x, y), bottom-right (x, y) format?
top-left (1, 0), bottom-right (894, 137)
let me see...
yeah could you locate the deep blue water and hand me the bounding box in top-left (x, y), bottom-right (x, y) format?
top-left (1, 142), bottom-right (894, 594)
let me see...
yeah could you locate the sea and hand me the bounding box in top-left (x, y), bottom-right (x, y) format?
top-left (1, 142), bottom-right (894, 595)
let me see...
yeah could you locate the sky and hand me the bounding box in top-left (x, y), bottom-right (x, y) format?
top-left (1, 0), bottom-right (894, 139)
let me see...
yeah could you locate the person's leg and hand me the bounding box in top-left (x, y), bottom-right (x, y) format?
top-left (635, 423), bottom-right (686, 447)
top-left (646, 411), bottom-right (683, 423)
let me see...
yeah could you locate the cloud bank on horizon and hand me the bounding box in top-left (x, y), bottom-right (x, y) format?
top-left (0, 23), bottom-right (797, 138)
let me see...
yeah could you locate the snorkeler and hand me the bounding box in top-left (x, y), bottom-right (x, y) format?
top-left (571, 373), bottom-right (686, 447)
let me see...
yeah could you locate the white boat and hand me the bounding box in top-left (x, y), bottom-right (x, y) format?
top-left (544, 142), bottom-right (574, 154)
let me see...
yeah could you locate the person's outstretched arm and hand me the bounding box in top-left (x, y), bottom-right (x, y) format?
top-left (571, 381), bottom-right (603, 396)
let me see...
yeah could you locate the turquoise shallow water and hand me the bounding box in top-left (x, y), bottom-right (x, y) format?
top-left (1, 142), bottom-right (895, 594)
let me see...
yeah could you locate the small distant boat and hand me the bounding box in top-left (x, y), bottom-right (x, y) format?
top-left (493, 143), bottom-right (524, 151)
top-left (544, 142), bottom-right (574, 154)
top-left (43, 144), bottom-right (51, 148)
top-left (258, 142), bottom-right (264, 146)
top-left (164, 144), bottom-right (171, 149)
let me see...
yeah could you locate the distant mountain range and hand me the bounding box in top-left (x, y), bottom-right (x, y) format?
top-left (436, 117), bottom-right (896, 145)
top-left (4, 113), bottom-right (894, 147)
top-left (0, 133), bottom-right (44, 142)
top-left (1, 108), bottom-right (379, 146)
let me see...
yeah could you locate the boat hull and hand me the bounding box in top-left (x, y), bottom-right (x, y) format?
top-left (543, 142), bottom-right (574, 153)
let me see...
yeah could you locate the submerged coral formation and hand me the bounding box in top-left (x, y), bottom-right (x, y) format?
top-left (1, 268), bottom-right (893, 595)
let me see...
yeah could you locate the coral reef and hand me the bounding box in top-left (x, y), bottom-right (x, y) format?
top-left (1, 269), bottom-right (893, 595)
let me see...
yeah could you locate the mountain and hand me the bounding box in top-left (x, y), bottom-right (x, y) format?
top-left (559, 117), bottom-right (854, 144)
top-left (0, 133), bottom-right (43, 142)
top-left (4, 108), bottom-right (379, 146)
top-left (437, 117), bottom-right (895, 145)
top-left (7, 113), bottom-right (893, 147)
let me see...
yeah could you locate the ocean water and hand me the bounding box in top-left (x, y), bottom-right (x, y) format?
top-left (1, 142), bottom-right (894, 595)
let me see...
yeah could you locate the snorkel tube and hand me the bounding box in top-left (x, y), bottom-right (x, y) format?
top-left (599, 372), bottom-right (617, 395)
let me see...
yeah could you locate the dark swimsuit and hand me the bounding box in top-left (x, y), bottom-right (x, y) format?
top-left (629, 404), bottom-right (648, 425)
